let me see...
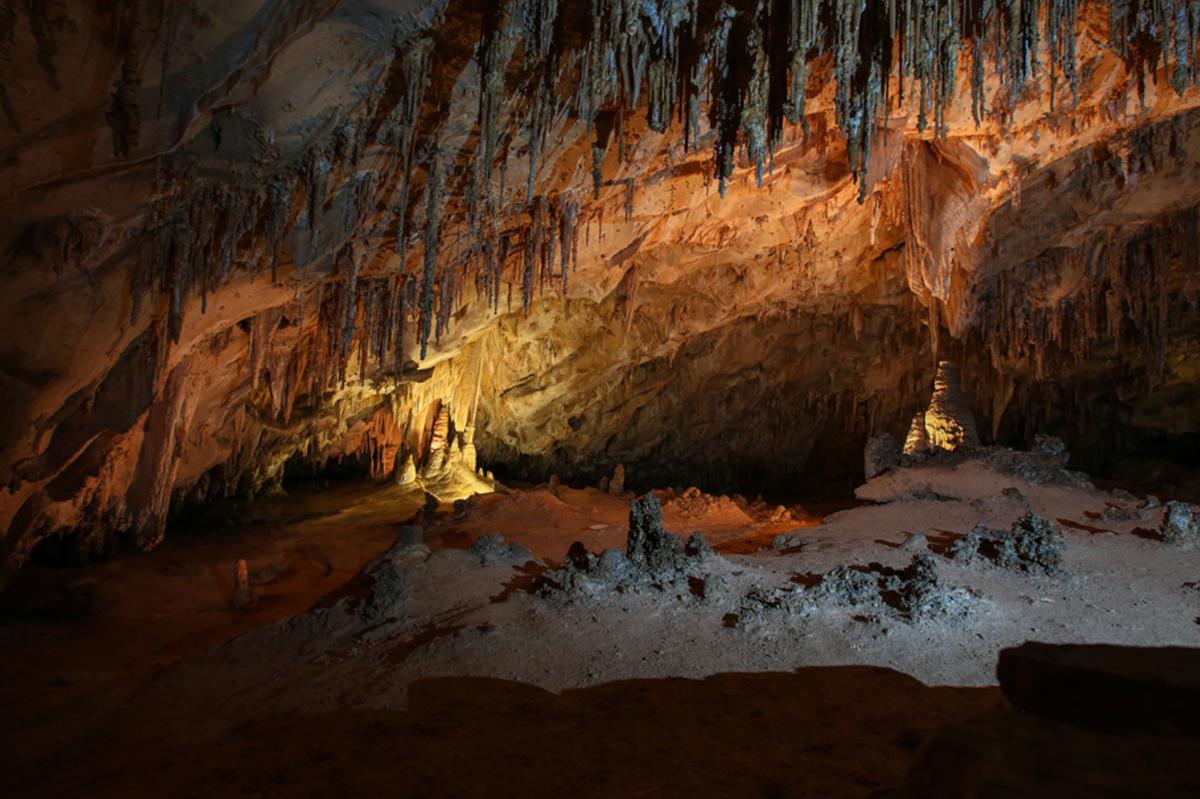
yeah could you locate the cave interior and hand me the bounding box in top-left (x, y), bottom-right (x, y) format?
top-left (2, 1), bottom-right (1200, 796)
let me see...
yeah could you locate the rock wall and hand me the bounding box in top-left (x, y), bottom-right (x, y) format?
top-left (2, 1), bottom-right (1200, 580)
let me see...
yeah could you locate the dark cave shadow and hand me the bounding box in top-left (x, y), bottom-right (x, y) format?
top-left (489, 562), bottom-right (546, 604)
top-left (925, 531), bottom-right (963, 556)
top-left (1131, 526), bottom-right (1166, 542)
top-left (1057, 518), bottom-right (1113, 535)
top-left (14, 666), bottom-right (1004, 799)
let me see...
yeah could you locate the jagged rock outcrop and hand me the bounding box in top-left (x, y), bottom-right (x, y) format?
top-left (2, 1), bottom-right (1200, 583)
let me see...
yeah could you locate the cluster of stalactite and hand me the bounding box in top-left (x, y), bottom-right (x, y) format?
top-left (565, 0), bottom-right (1192, 200)
top-left (970, 206), bottom-right (1200, 382)
top-left (176, 327), bottom-right (491, 508)
top-left (78, 1), bottom-right (1196, 520)
top-left (115, 0), bottom-right (1200, 422)
top-left (132, 158), bottom-right (290, 343)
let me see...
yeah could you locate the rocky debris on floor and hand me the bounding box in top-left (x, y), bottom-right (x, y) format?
top-left (666, 487), bottom-right (739, 517)
top-left (1160, 501), bottom-right (1198, 546)
top-left (771, 532), bottom-right (816, 552)
top-left (888, 554), bottom-right (978, 620)
top-left (949, 513), bottom-right (1065, 575)
top-left (816, 555), bottom-right (977, 620)
top-left (815, 566), bottom-right (880, 606)
top-left (1101, 492), bottom-right (1166, 523)
top-left (864, 432), bottom-right (901, 479)
top-left (737, 554), bottom-right (976, 627)
top-left (466, 534), bottom-right (535, 566)
top-left (540, 493), bottom-right (722, 605)
top-left (734, 584), bottom-right (811, 623)
top-left (981, 441), bottom-right (1091, 488)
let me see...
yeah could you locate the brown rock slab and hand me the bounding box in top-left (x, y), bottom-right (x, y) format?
top-left (997, 642), bottom-right (1200, 737)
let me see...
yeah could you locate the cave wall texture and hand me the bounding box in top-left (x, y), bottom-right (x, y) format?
top-left (2, 0), bottom-right (1200, 581)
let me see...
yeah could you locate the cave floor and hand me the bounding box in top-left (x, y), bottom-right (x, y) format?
top-left (2, 458), bottom-right (1199, 797)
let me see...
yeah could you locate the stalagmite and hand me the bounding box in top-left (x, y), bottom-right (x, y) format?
top-left (232, 559), bottom-right (252, 611)
top-left (424, 405), bottom-right (452, 477)
top-left (924, 361), bottom-right (981, 452)
top-left (394, 452), bottom-right (417, 485)
top-left (609, 464), bottom-right (625, 495)
top-left (418, 147), bottom-right (444, 359)
top-left (903, 412), bottom-right (930, 456)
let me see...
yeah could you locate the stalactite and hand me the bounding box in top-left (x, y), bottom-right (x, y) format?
top-left (107, 0), bottom-right (142, 157)
top-left (971, 207), bottom-right (1200, 381)
top-left (418, 146), bottom-right (444, 360)
top-left (22, 0), bottom-right (58, 89)
top-left (523, 194), bottom-right (548, 314)
top-left (559, 196), bottom-right (579, 304)
top-left (307, 147), bottom-right (331, 247)
top-left (710, 5), bottom-right (745, 198)
top-left (0, 1), bottom-right (18, 128)
top-left (267, 181), bottom-right (290, 283)
top-left (397, 275), bottom-right (415, 375)
top-left (395, 35), bottom-right (433, 265)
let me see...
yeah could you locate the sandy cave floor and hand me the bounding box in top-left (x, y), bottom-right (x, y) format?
top-left (1, 455), bottom-right (1199, 797)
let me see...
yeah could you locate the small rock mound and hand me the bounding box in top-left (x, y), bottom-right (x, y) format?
top-left (738, 554), bottom-right (975, 626)
top-left (885, 554), bottom-right (976, 620)
top-left (1160, 501), bottom-right (1198, 546)
top-left (541, 493), bottom-right (719, 604)
top-left (815, 566), bottom-right (879, 606)
top-left (466, 534), bottom-right (534, 566)
top-left (950, 513), bottom-right (1064, 574)
top-left (982, 441), bottom-right (1090, 488)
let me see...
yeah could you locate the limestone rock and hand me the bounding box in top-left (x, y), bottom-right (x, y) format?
top-left (423, 407), bottom-right (452, 478)
top-left (394, 453), bottom-right (417, 486)
top-left (924, 361), bottom-right (981, 451)
top-left (864, 433), bottom-right (900, 479)
top-left (232, 559), bottom-right (252, 611)
top-left (1161, 501), bottom-right (1198, 546)
top-left (625, 493), bottom-right (684, 576)
top-left (903, 412), bottom-right (930, 456)
top-left (609, 464), bottom-right (625, 495)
